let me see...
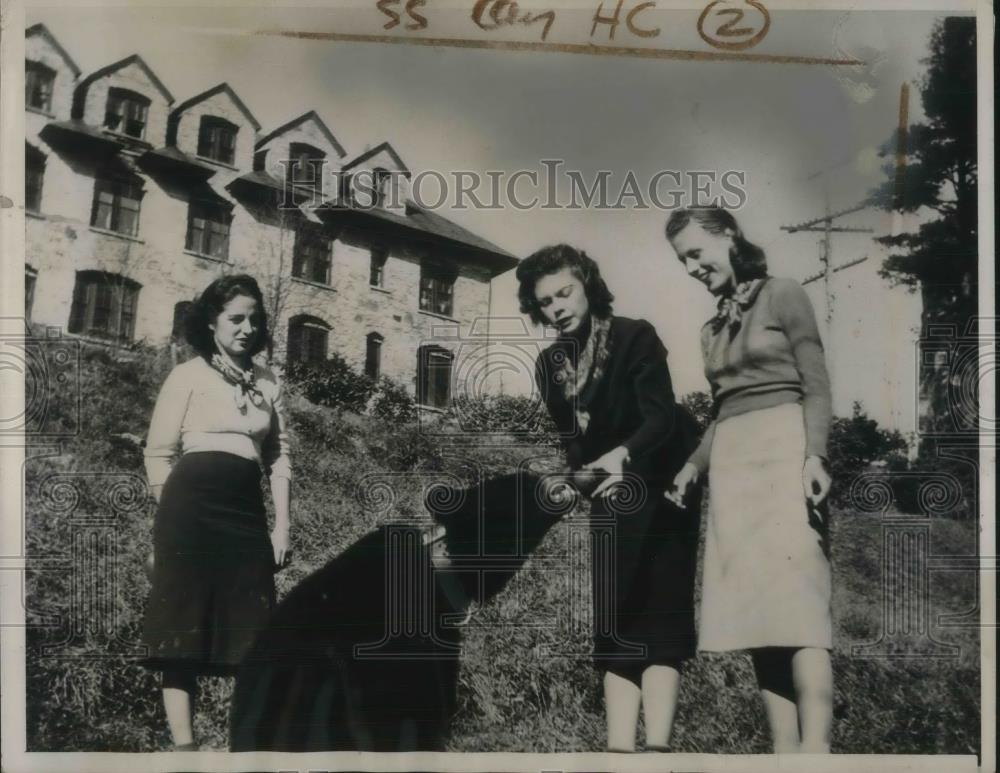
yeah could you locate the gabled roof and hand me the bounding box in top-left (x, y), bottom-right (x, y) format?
top-left (255, 110), bottom-right (346, 158)
top-left (342, 141), bottom-right (410, 177)
top-left (169, 83), bottom-right (261, 132)
top-left (74, 54), bottom-right (175, 113)
top-left (26, 23), bottom-right (81, 77)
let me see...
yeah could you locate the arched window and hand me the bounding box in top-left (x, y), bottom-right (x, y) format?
top-left (104, 88), bottom-right (151, 140)
top-left (197, 116), bottom-right (238, 165)
top-left (416, 345), bottom-right (453, 409)
top-left (287, 315), bottom-right (330, 365)
top-left (25, 61), bottom-right (55, 113)
top-left (365, 332), bottom-right (384, 380)
top-left (171, 300), bottom-right (193, 342)
top-left (25, 144), bottom-right (45, 213)
top-left (68, 270), bottom-right (141, 342)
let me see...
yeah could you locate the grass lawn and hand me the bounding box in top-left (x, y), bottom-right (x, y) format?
top-left (23, 345), bottom-right (981, 755)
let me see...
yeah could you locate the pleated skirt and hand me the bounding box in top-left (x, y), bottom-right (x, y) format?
top-left (141, 451), bottom-right (275, 675)
top-left (699, 402), bottom-right (832, 652)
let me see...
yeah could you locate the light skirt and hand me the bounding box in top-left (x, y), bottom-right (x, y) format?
top-left (698, 402), bottom-right (832, 652)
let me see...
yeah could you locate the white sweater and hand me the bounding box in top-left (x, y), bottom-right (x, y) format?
top-left (144, 356), bottom-right (292, 487)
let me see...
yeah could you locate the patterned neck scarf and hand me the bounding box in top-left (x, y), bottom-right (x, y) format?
top-left (555, 314), bottom-right (612, 434)
top-left (208, 353), bottom-right (264, 413)
top-left (710, 278), bottom-right (767, 336)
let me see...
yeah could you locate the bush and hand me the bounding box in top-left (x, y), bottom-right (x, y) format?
top-left (828, 402), bottom-right (909, 507)
top-left (285, 354), bottom-right (376, 413)
top-left (447, 393), bottom-right (558, 443)
top-left (369, 377), bottom-right (417, 423)
top-left (680, 390), bottom-right (713, 431)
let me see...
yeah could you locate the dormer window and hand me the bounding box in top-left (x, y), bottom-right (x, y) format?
top-left (373, 167), bottom-right (392, 208)
top-left (288, 143), bottom-right (325, 199)
top-left (25, 61), bottom-right (55, 113)
top-left (104, 88), bottom-right (150, 139)
top-left (197, 116), bottom-right (238, 165)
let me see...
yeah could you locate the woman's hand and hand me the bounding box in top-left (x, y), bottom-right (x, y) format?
top-left (665, 462), bottom-right (700, 509)
top-left (583, 446), bottom-right (630, 498)
top-left (802, 455), bottom-right (832, 506)
top-left (270, 522), bottom-right (291, 569)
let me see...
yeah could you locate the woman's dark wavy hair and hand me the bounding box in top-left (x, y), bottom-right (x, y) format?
top-left (665, 206), bottom-right (768, 283)
top-left (184, 274), bottom-right (271, 359)
top-left (515, 244), bottom-right (614, 327)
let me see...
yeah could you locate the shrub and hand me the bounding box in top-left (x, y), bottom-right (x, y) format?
top-left (828, 402), bottom-right (909, 507)
top-left (369, 377), bottom-right (417, 423)
top-left (447, 393), bottom-right (558, 443)
top-left (680, 390), bottom-right (713, 431)
top-left (284, 354), bottom-right (376, 413)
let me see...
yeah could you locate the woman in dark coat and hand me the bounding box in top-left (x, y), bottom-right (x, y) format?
top-left (516, 244), bottom-right (700, 752)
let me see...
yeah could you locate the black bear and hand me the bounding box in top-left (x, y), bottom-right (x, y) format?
top-left (229, 469), bottom-right (572, 752)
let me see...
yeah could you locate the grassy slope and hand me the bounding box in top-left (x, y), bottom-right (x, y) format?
top-left (24, 346), bottom-right (980, 754)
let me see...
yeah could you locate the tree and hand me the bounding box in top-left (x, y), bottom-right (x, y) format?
top-left (869, 17), bottom-right (978, 331)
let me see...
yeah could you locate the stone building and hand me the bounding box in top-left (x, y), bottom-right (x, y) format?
top-left (24, 23), bottom-right (518, 409)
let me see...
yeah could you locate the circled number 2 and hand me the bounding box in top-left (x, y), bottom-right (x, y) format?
top-left (697, 0), bottom-right (770, 51)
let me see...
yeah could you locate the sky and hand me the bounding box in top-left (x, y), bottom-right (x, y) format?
top-left (25, 1), bottom-right (972, 432)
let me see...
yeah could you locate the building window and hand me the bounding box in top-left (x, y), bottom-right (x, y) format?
top-left (171, 301), bottom-right (192, 342)
top-left (288, 143), bottom-right (325, 199)
top-left (26, 145), bottom-right (45, 212)
top-left (26, 61), bottom-right (55, 113)
top-left (91, 172), bottom-right (143, 237)
top-left (417, 345), bottom-right (453, 409)
top-left (419, 264), bottom-right (456, 318)
top-left (365, 332), bottom-right (383, 380)
top-left (373, 167), bottom-right (391, 208)
top-left (186, 199), bottom-right (231, 259)
top-left (197, 116), bottom-right (238, 165)
top-left (104, 88), bottom-right (150, 140)
top-left (369, 248), bottom-right (388, 287)
top-left (25, 267), bottom-right (38, 322)
top-left (287, 315), bottom-right (329, 365)
top-left (68, 270), bottom-right (140, 342)
top-left (293, 227), bottom-right (331, 285)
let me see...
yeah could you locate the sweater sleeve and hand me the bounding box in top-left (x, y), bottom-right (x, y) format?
top-left (621, 321), bottom-right (676, 460)
top-left (144, 365), bottom-right (193, 488)
top-left (771, 279), bottom-right (833, 459)
top-left (261, 375), bottom-right (292, 482)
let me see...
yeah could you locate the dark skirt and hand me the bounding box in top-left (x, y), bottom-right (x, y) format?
top-left (141, 451), bottom-right (275, 676)
top-left (590, 480), bottom-right (700, 684)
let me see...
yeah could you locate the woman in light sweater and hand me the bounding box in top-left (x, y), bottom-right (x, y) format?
top-left (141, 274), bottom-right (291, 751)
top-left (664, 207), bottom-right (835, 753)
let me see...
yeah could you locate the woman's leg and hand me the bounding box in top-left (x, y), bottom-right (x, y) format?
top-left (604, 670), bottom-right (641, 752)
top-left (792, 647), bottom-right (833, 753)
top-left (161, 665), bottom-right (198, 747)
top-left (641, 663), bottom-right (682, 750)
top-left (751, 648), bottom-right (800, 753)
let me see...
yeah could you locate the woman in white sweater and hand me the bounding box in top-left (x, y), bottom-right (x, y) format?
top-left (141, 274), bottom-right (291, 751)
